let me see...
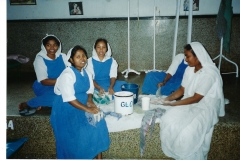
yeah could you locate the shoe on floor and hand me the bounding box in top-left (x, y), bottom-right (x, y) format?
top-left (19, 107), bottom-right (36, 116)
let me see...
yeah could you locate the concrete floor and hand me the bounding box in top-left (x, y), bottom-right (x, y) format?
top-left (6, 68), bottom-right (240, 159)
top-left (7, 69), bottom-right (240, 123)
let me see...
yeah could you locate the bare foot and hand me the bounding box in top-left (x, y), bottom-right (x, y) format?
top-left (95, 152), bottom-right (102, 159)
top-left (18, 102), bottom-right (29, 110)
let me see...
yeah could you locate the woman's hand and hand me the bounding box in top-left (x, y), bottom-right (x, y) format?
top-left (87, 101), bottom-right (97, 108)
top-left (157, 74), bottom-right (172, 87)
top-left (160, 98), bottom-right (174, 106)
top-left (108, 87), bottom-right (114, 95)
top-left (157, 82), bottom-right (165, 87)
top-left (86, 101), bottom-right (99, 114)
top-left (99, 87), bottom-right (105, 96)
top-left (69, 99), bottom-right (99, 114)
top-left (93, 80), bottom-right (105, 96)
top-left (86, 106), bottom-right (99, 114)
top-left (162, 101), bottom-right (173, 106)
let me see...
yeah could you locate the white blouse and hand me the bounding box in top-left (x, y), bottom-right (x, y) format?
top-left (33, 53), bottom-right (68, 82)
top-left (54, 67), bottom-right (94, 102)
top-left (166, 53), bottom-right (187, 76)
top-left (86, 56), bottom-right (118, 79)
top-left (182, 66), bottom-right (216, 99)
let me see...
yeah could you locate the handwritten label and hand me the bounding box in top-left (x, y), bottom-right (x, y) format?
top-left (6, 120), bottom-right (14, 130)
top-left (121, 101), bottom-right (133, 107)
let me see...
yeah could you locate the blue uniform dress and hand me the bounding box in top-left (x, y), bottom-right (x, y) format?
top-left (92, 58), bottom-right (127, 92)
top-left (27, 55), bottom-right (65, 108)
top-left (142, 59), bottom-right (188, 96)
top-left (50, 66), bottom-right (110, 159)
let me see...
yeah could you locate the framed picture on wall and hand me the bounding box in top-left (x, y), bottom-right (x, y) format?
top-left (184, 0), bottom-right (199, 11)
top-left (69, 2), bottom-right (83, 15)
top-left (10, 0), bottom-right (36, 5)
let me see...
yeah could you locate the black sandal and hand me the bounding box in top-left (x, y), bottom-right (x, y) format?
top-left (19, 106), bottom-right (36, 116)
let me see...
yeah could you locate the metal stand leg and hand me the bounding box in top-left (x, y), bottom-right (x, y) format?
top-left (145, 69), bottom-right (163, 73)
top-left (122, 0), bottom-right (141, 79)
top-left (212, 37), bottom-right (238, 77)
top-left (122, 68), bottom-right (140, 78)
top-left (144, 2), bottom-right (163, 74)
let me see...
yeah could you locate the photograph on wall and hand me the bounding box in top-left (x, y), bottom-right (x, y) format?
top-left (10, 0), bottom-right (36, 5)
top-left (69, 2), bottom-right (83, 15)
top-left (184, 0), bottom-right (199, 11)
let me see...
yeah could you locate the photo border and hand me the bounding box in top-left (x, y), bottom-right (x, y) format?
top-left (184, 0), bottom-right (199, 11)
top-left (69, 2), bottom-right (83, 15)
top-left (10, 0), bottom-right (37, 5)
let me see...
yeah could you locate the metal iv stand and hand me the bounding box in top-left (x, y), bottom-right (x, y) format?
top-left (145, 1), bottom-right (162, 73)
top-left (212, 37), bottom-right (238, 77)
top-left (122, 0), bottom-right (140, 78)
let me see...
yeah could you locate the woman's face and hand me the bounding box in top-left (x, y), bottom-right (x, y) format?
top-left (184, 49), bottom-right (200, 67)
top-left (95, 41), bottom-right (107, 59)
top-left (45, 39), bottom-right (59, 57)
top-left (70, 49), bottom-right (87, 70)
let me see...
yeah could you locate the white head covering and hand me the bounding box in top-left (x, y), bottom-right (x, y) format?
top-left (190, 42), bottom-right (221, 81)
top-left (66, 46), bottom-right (88, 69)
top-left (66, 48), bottom-right (73, 67)
top-left (37, 34), bottom-right (62, 58)
top-left (190, 42), bottom-right (225, 116)
top-left (190, 42), bottom-right (216, 68)
top-left (92, 42), bottom-right (112, 60)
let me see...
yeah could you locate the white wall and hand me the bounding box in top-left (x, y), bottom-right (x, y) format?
top-left (7, 0), bottom-right (240, 20)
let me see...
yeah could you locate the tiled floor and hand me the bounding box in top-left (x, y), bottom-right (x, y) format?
top-left (7, 70), bottom-right (240, 123)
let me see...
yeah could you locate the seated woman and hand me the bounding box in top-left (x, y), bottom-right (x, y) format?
top-left (50, 45), bottom-right (110, 159)
top-left (142, 53), bottom-right (188, 96)
top-left (18, 34), bottom-right (68, 116)
top-left (160, 42), bottom-right (225, 160)
top-left (86, 38), bottom-right (127, 96)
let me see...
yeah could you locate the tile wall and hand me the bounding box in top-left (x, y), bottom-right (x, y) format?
top-left (7, 16), bottom-right (240, 73)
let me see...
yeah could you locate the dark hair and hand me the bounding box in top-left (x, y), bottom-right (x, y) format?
top-left (73, 3), bottom-right (77, 7)
top-left (68, 45), bottom-right (88, 66)
top-left (42, 36), bottom-right (60, 47)
top-left (184, 44), bottom-right (196, 56)
top-left (94, 38), bottom-right (108, 52)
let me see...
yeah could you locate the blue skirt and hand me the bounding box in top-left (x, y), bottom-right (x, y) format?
top-left (50, 95), bottom-right (110, 159)
top-left (27, 80), bottom-right (56, 108)
top-left (142, 71), bottom-right (182, 96)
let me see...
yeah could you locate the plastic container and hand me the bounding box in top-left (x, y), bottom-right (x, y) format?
top-left (114, 91), bottom-right (134, 115)
top-left (121, 83), bottom-right (139, 104)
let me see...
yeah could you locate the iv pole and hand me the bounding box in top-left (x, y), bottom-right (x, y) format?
top-left (172, 0), bottom-right (181, 60)
top-left (122, 0), bottom-right (140, 78)
top-left (146, 0), bottom-right (162, 73)
top-left (173, 0), bottom-right (191, 59)
top-left (187, 0), bottom-right (193, 44)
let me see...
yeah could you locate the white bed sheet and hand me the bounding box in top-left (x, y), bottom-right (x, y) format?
top-left (100, 95), bottom-right (170, 133)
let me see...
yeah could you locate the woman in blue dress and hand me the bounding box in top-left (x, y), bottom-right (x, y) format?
top-left (142, 53), bottom-right (188, 96)
top-left (50, 45), bottom-right (110, 159)
top-left (18, 34), bottom-right (68, 116)
top-left (86, 38), bottom-right (127, 96)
